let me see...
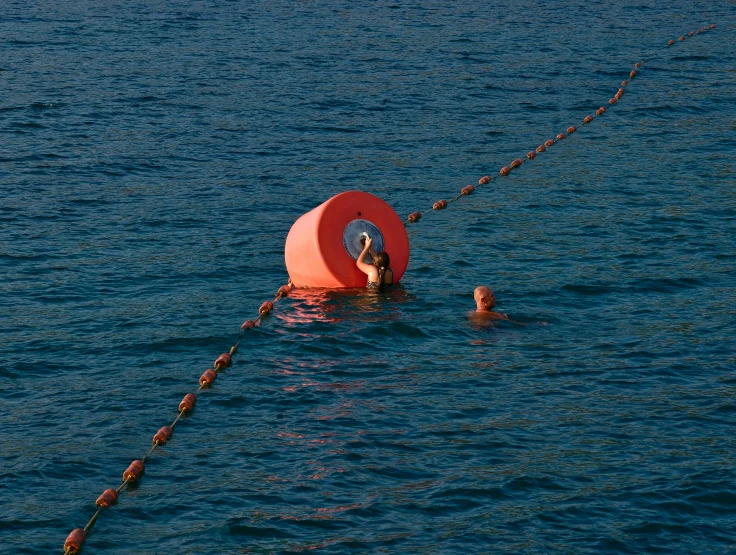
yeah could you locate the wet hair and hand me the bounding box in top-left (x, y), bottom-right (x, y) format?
top-left (373, 251), bottom-right (390, 290)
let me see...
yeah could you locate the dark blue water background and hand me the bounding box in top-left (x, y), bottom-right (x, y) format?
top-left (1, 1), bottom-right (735, 553)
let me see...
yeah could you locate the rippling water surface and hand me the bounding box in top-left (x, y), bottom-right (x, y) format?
top-left (2, 1), bottom-right (735, 553)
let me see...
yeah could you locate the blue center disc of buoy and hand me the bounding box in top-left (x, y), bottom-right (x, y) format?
top-left (343, 219), bottom-right (384, 262)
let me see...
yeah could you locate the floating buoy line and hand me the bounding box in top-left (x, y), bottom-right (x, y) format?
top-left (63, 23), bottom-right (717, 554)
top-left (402, 23), bottom-right (717, 226)
top-left (62, 286), bottom-right (292, 554)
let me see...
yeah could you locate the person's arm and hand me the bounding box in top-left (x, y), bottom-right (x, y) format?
top-left (356, 237), bottom-right (376, 277)
top-left (487, 311), bottom-right (525, 325)
top-left (500, 313), bottom-right (527, 325)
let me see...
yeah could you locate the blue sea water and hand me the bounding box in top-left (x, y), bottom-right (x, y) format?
top-left (1, 1), bottom-right (735, 553)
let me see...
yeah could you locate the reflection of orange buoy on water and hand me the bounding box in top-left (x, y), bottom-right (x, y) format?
top-left (285, 191), bottom-right (410, 288)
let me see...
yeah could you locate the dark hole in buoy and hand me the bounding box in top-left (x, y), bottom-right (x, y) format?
top-left (358, 212), bottom-right (361, 216)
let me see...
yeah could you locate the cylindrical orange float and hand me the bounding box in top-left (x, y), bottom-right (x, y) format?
top-left (285, 191), bottom-right (410, 288)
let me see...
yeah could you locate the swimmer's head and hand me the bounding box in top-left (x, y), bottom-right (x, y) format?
top-left (373, 250), bottom-right (390, 269)
top-left (474, 286), bottom-right (496, 311)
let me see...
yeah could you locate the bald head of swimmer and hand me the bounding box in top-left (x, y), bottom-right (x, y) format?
top-left (474, 286), bottom-right (496, 312)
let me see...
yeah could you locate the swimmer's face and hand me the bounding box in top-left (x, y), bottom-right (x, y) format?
top-left (483, 292), bottom-right (496, 308)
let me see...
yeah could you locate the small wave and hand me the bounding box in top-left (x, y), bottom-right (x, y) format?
top-left (562, 283), bottom-right (616, 295)
top-left (29, 102), bottom-right (64, 110)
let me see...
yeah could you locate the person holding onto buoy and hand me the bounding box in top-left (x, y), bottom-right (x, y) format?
top-left (356, 235), bottom-right (393, 289)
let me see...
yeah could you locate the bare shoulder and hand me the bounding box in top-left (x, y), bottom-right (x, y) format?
top-left (472, 310), bottom-right (506, 319)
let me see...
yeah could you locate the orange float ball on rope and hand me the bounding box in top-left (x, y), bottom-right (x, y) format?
top-left (544, 139), bottom-right (554, 147)
top-left (123, 460), bottom-right (145, 482)
top-left (179, 393), bottom-right (197, 413)
top-left (596, 107), bottom-right (606, 115)
top-left (153, 426), bottom-right (173, 445)
top-left (95, 488), bottom-right (118, 508)
top-left (64, 529), bottom-right (86, 554)
top-left (536, 144), bottom-right (546, 153)
top-left (556, 133), bottom-right (566, 140)
top-left (478, 175), bottom-right (491, 185)
top-left (285, 191), bottom-right (409, 288)
top-left (526, 151), bottom-right (536, 160)
top-left (199, 369), bottom-right (217, 387)
top-left (214, 353), bottom-right (232, 368)
top-left (510, 159), bottom-right (523, 168)
top-left (668, 39), bottom-right (675, 45)
top-left (583, 115), bottom-right (593, 124)
top-left (461, 185), bottom-right (474, 195)
top-left (499, 166), bottom-right (510, 176)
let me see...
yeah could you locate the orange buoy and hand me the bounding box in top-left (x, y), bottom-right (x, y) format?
top-left (432, 199), bottom-right (447, 210)
top-left (608, 97), bottom-right (617, 104)
top-left (710, 24), bottom-right (716, 29)
top-left (668, 39), bottom-right (674, 45)
top-left (556, 133), bottom-right (566, 140)
top-left (199, 369), bottom-right (217, 387)
top-left (499, 166), bottom-right (510, 176)
top-left (478, 175), bottom-right (491, 185)
top-left (240, 319), bottom-right (256, 330)
top-left (688, 31), bottom-right (694, 36)
top-left (635, 62), bottom-right (642, 68)
top-left (215, 352), bottom-right (232, 368)
top-left (153, 425), bottom-right (173, 446)
top-left (544, 139), bottom-right (554, 147)
top-left (285, 191), bottom-right (409, 287)
top-left (510, 159), bottom-right (523, 169)
top-left (123, 460), bottom-right (145, 482)
top-left (617, 88), bottom-right (625, 97)
top-left (536, 144), bottom-right (546, 153)
top-left (179, 393), bottom-right (197, 413)
top-left (407, 211), bottom-right (421, 223)
top-left (567, 126), bottom-right (577, 134)
top-left (277, 284), bottom-right (291, 298)
top-left (596, 107), bottom-right (606, 115)
top-left (629, 70), bottom-right (637, 78)
top-left (258, 301), bottom-right (273, 316)
top-left (583, 115), bottom-right (593, 124)
top-left (678, 36), bottom-right (685, 41)
top-left (461, 184), bottom-right (474, 195)
top-left (526, 151), bottom-right (536, 160)
top-left (622, 80), bottom-right (629, 86)
top-left (95, 488), bottom-right (118, 508)
top-left (64, 529), bottom-right (86, 554)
